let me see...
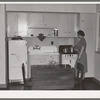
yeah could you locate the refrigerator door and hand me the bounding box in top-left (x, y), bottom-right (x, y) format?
top-left (9, 40), bottom-right (27, 82)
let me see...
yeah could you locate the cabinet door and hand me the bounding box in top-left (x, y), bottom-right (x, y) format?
top-left (18, 13), bottom-right (28, 37)
top-left (58, 14), bottom-right (67, 37)
top-left (70, 54), bottom-right (78, 68)
top-left (67, 14), bottom-right (77, 37)
top-left (7, 12), bottom-right (18, 37)
top-left (27, 13), bottom-right (44, 28)
top-left (47, 55), bottom-right (59, 64)
top-left (58, 14), bottom-right (77, 37)
top-left (44, 13), bottom-right (59, 28)
top-left (61, 54), bottom-right (71, 65)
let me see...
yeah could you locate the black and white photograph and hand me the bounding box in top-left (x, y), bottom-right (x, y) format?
top-left (0, 3), bottom-right (100, 93)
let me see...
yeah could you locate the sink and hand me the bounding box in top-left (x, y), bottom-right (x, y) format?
top-left (41, 46), bottom-right (57, 53)
top-left (28, 46), bottom-right (58, 55)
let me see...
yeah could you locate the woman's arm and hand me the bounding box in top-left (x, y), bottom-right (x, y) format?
top-left (78, 46), bottom-right (84, 59)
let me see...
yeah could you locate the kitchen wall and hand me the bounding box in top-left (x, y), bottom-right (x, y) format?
top-left (95, 53), bottom-right (100, 81)
top-left (94, 4), bottom-right (100, 81)
top-left (79, 13), bottom-right (96, 77)
top-left (24, 37), bottom-right (74, 52)
top-left (0, 4), bottom-right (6, 88)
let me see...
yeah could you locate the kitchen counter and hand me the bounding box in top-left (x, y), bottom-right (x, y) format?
top-left (28, 52), bottom-right (78, 66)
top-left (28, 53), bottom-right (59, 65)
top-left (28, 52), bottom-right (59, 55)
top-left (60, 51), bottom-right (78, 54)
top-left (60, 53), bottom-right (78, 54)
top-left (28, 52), bottom-right (78, 55)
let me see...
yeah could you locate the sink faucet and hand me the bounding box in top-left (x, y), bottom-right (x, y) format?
top-left (33, 45), bottom-right (41, 50)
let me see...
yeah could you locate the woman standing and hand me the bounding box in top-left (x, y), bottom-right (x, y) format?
top-left (74, 30), bottom-right (87, 78)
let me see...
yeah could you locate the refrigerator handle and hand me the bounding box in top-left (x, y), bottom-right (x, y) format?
top-left (11, 53), bottom-right (16, 55)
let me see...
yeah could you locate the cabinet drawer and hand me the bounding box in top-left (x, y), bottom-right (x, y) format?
top-left (62, 59), bottom-right (71, 65)
top-left (61, 54), bottom-right (78, 67)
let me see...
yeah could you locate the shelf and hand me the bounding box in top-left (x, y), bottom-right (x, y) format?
top-left (28, 27), bottom-right (55, 30)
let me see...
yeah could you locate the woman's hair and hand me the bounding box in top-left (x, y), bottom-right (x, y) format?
top-left (77, 30), bottom-right (85, 37)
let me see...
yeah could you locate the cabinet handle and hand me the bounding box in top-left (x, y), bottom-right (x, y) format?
top-left (11, 53), bottom-right (16, 55)
top-left (44, 23), bottom-right (47, 26)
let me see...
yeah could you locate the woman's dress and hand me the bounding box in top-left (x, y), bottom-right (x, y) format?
top-left (74, 37), bottom-right (87, 73)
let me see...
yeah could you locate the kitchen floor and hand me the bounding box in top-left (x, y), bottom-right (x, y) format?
top-left (82, 78), bottom-right (100, 90)
top-left (6, 78), bottom-right (100, 90)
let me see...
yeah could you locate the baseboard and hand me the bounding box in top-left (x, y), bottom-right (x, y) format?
top-left (0, 84), bottom-right (7, 90)
top-left (84, 77), bottom-right (100, 85)
top-left (92, 77), bottom-right (100, 85)
top-left (84, 77), bottom-right (94, 80)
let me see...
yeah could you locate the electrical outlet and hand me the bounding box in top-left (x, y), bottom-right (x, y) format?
top-left (51, 41), bottom-right (54, 45)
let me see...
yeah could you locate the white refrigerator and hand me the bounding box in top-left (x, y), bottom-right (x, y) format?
top-left (9, 40), bottom-right (27, 83)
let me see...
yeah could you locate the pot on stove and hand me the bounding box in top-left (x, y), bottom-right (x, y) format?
top-left (63, 48), bottom-right (68, 53)
top-left (59, 45), bottom-right (73, 54)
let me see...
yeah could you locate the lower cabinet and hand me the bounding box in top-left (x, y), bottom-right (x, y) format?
top-left (29, 54), bottom-right (59, 65)
top-left (28, 54), bottom-right (59, 77)
top-left (61, 54), bottom-right (78, 68)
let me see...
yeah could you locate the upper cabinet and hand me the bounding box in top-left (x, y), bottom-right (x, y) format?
top-left (27, 13), bottom-right (58, 37)
top-left (67, 14), bottom-right (77, 37)
top-left (43, 13), bottom-right (59, 28)
top-left (7, 13), bottom-right (28, 37)
top-left (18, 13), bottom-right (27, 37)
top-left (58, 14), bottom-right (66, 37)
top-left (7, 12), bottom-right (78, 38)
top-left (7, 12), bottom-right (18, 37)
top-left (27, 13), bottom-right (58, 28)
top-left (28, 13), bottom-right (44, 28)
top-left (58, 14), bottom-right (77, 37)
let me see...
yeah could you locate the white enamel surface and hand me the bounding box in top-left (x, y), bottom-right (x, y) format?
top-left (9, 40), bottom-right (28, 81)
top-left (28, 46), bottom-right (57, 54)
top-left (61, 54), bottom-right (78, 68)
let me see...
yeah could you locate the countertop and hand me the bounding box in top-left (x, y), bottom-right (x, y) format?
top-left (60, 52), bottom-right (78, 54)
top-left (28, 52), bottom-right (78, 55)
top-left (60, 51), bottom-right (78, 54)
top-left (28, 52), bottom-right (60, 55)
